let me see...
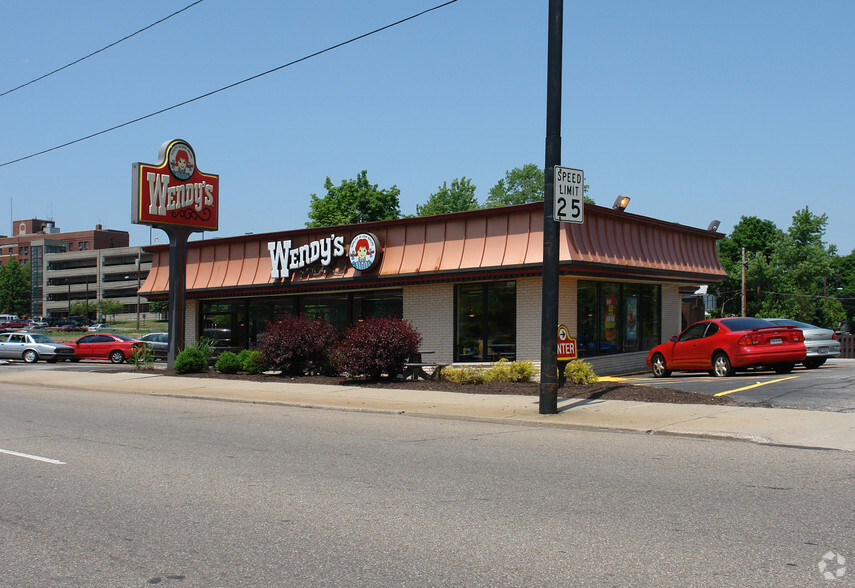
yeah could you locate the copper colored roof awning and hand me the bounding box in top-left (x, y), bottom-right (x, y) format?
top-left (139, 202), bottom-right (727, 297)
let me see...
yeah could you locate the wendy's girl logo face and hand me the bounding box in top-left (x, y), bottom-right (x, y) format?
top-left (167, 142), bottom-right (196, 181)
top-left (349, 233), bottom-right (379, 271)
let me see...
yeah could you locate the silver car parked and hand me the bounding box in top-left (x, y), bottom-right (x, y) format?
top-left (766, 319), bottom-right (841, 369)
top-left (0, 332), bottom-right (76, 363)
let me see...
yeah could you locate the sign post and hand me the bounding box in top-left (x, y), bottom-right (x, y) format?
top-left (540, 0), bottom-right (563, 415)
top-left (556, 323), bottom-right (577, 387)
top-left (132, 139), bottom-right (219, 368)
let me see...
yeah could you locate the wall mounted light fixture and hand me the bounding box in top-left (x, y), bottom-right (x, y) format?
top-left (612, 195), bottom-right (630, 211)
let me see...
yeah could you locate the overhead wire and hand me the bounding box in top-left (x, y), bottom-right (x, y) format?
top-left (0, 0), bottom-right (207, 98)
top-left (0, 0), bottom-right (459, 169)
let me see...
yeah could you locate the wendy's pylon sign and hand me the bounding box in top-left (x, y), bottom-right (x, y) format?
top-left (131, 139), bottom-right (218, 369)
top-left (132, 139), bottom-right (219, 231)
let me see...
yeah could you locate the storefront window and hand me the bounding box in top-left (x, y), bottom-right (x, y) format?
top-left (576, 281), bottom-right (660, 357)
top-left (202, 289), bottom-right (403, 350)
top-left (455, 281), bottom-right (516, 362)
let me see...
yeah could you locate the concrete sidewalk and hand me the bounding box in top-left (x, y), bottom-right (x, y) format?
top-left (1, 370), bottom-right (853, 452)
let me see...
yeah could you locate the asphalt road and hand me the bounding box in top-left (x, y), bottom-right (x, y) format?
top-left (1, 384), bottom-right (853, 587)
top-left (625, 357), bottom-right (855, 412)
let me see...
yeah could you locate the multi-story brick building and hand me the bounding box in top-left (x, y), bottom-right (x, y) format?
top-left (1, 219), bottom-right (151, 321)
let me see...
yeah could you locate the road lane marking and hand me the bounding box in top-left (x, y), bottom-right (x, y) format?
top-left (0, 448), bottom-right (66, 465)
top-left (713, 376), bottom-right (798, 397)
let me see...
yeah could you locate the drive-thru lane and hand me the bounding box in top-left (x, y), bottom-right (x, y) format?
top-left (623, 358), bottom-right (855, 412)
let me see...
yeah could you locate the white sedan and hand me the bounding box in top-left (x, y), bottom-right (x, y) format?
top-left (0, 332), bottom-right (76, 363)
top-left (88, 324), bottom-right (116, 332)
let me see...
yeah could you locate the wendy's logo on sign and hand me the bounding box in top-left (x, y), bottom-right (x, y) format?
top-left (132, 139), bottom-right (219, 232)
top-left (167, 142), bottom-right (195, 181)
top-left (349, 233), bottom-right (380, 272)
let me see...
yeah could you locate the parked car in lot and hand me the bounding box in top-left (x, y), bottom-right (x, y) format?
top-left (55, 321), bottom-right (86, 332)
top-left (88, 323), bottom-right (116, 332)
top-left (646, 317), bottom-right (806, 378)
top-left (137, 332), bottom-right (168, 359)
top-left (765, 319), bottom-right (841, 369)
top-left (66, 333), bottom-right (144, 364)
top-left (0, 332), bottom-right (76, 363)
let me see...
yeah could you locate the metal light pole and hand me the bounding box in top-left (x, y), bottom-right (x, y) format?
top-left (540, 0), bottom-right (563, 414)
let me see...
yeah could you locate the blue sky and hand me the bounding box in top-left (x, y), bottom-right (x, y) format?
top-left (2, 0), bottom-right (854, 254)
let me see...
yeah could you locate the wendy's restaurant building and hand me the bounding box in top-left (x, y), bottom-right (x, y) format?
top-left (139, 201), bottom-right (727, 376)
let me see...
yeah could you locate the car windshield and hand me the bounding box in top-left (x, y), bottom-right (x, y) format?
top-left (30, 334), bottom-right (57, 343)
top-left (719, 317), bottom-right (776, 331)
top-left (113, 334), bottom-right (137, 341)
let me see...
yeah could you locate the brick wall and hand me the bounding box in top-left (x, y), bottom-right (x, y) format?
top-left (403, 283), bottom-right (455, 364)
top-left (661, 284), bottom-right (682, 343)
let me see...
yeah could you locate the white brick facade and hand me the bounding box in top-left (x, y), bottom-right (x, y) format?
top-left (403, 283), bottom-right (454, 365)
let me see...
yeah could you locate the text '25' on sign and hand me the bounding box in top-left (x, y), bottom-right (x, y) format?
top-left (553, 166), bottom-right (584, 224)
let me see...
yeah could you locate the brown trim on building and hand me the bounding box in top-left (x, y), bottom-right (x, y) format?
top-left (140, 202), bottom-right (726, 298)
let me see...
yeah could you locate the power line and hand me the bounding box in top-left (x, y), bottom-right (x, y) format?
top-left (1, 0), bottom-right (207, 98)
top-left (0, 0), bottom-right (458, 169)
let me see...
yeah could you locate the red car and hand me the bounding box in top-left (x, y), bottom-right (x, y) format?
top-left (67, 333), bottom-right (144, 364)
top-left (646, 317), bottom-right (806, 378)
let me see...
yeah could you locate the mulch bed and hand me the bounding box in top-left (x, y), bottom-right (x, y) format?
top-left (123, 368), bottom-right (737, 406)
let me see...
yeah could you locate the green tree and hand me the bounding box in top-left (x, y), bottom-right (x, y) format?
top-left (0, 257), bottom-right (31, 316)
top-left (757, 207), bottom-right (843, 327)
top-left (485, 163), bottom-right (594, 208)
top-left (831, 252), bottom-right (855, 330)
top-left (709, 216), bottom-right (784, 317)
top-left (69, 300), bottom-right (94, 320)
top-left (485, 163), bottom-right (544, 207)
top-left (96, 299), bottom-right (125, 322)
top-left (150, 300), bottom-right (168, 319)
top-left (415, 177), bottom-right (479, 216)
top-left (306, 170), bottom-right (401, 228)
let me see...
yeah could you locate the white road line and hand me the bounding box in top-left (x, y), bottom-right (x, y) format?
top-left (0, 448), bottom-right (66, 465)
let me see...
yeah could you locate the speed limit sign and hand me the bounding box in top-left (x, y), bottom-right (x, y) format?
top-left (553, 166), bottom-right (584, 223)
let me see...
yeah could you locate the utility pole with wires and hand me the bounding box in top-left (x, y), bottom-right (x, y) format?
top-left (741, 247), bottom-right (747, 316)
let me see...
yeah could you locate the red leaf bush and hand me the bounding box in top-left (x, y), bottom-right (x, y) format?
top-left (336, 317), bottom-right (422, 380)
top-left (258, 315), bottom-right (338, 376)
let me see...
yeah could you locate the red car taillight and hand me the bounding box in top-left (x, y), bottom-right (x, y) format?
top-left (832, 332), bottom-right (838, 340)
top-left (737, 334), bottom-right (762, 346)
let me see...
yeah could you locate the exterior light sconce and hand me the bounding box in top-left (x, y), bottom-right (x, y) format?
top-left (707, 220), bottom-right (721, 232)
top-left (612, 195), bottom-right (630, 211)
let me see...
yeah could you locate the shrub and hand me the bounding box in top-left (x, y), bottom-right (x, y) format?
top-left (438, 359), bottom-right (537, 384)
top-left (193, 337), bottom-right (215, 366)
top-left (436, 365), bottom-right (484, 384)
top-left (174, 347), bottom-right (208, 373)
top-left (238, 349), bottom-right (266, 374)
top-left (129, 344), bottom-right (155, 369)
top-left (258, 315), bottom-right (337, 375)
top-left (481, 358), bottom-right (536, 383)
top-left (562, 359), bottom-right (599, 384)
top-left (336, 317), bottom-right (422, 380)
top-left (215, 351), bottom-right (243, 374)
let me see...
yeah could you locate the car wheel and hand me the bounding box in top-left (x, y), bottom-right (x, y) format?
top-left (23, 349), bottom-right (38, 363)
top-left (774, 363), bottom-right (795, 374)
top-left (803, 358), bottom-right (826, 369)
top-left (712, 352), bottom-right (733, 377)
top-left (109, 350), bottom-right (125, 364)
top-left (651, 353), bottom-right (671, 378)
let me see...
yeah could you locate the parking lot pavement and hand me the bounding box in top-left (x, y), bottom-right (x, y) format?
top-left (622, 358), bottom-right (855, 412)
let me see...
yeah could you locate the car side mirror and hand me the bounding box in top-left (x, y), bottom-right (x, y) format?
top-left (669, 336), bottom-right (677, 342)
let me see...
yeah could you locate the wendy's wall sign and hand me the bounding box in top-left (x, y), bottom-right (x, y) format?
top-left (132, 139), bottom-right (219, 231)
